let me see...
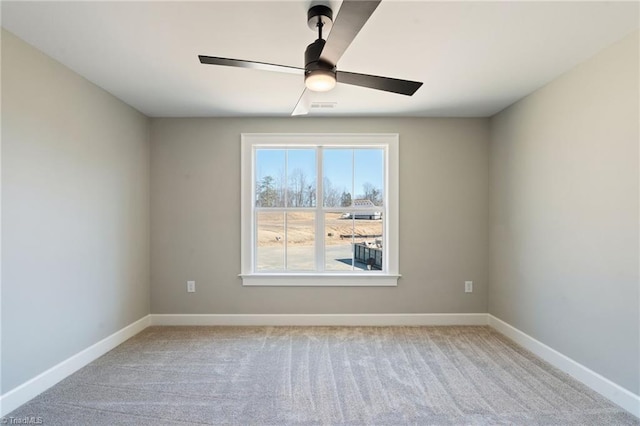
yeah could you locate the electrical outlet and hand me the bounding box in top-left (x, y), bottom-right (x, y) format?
top-left (187, 280), bottom-right (196, 293)
top-left (465, 281), bottom-right (473, 293)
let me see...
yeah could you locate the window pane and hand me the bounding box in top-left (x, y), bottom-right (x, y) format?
top-left (286, 212), bottom-right (315, 271)
top-left (287, 149), bottom-right (316, 207)
top-left (256, 211), bottom-right (284, 271)
top-left (353, 216), bottom-right (383, 271)
top-left (325, 212), bottom-right (353, 271)
top-left (325, 213), bottom-right (383, 271)
top-left (323, 149), bottom-right (353, 208)
top-left (253, 143), bottom-right (387, 274)
top-left (354, 149), bottom-right (384, 207)
top-left (255, 150), bottom-right (285, 207)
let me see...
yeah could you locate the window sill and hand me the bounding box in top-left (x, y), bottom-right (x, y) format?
top-left (239, 273), bottom-right (401, 287)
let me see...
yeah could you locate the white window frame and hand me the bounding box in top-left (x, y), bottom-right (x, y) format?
top-left (240, 133), bottom-right (400, 286)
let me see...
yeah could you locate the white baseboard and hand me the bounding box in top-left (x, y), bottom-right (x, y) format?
top-left (149, 313), bottom-right (489, 327)
top-left (0, 315), bottom-right (151, 417)
top-left (488, 314), bottom-right (640, 418)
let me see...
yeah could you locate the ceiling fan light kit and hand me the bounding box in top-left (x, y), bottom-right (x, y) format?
top-left (305, 69), bottom-right (336, 92)
top-left (198, 1), bottom-right (423, 115)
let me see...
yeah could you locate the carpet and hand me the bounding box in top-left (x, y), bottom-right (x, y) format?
top-left (5, 326), bottom-right (638, 425)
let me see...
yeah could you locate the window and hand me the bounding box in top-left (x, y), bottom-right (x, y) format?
top-left (241, 134), bottom-right (399, 286)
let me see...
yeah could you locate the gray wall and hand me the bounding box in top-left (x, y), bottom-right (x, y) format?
top-left (150, 118), bottom-right (489, 314)
top-left (1, 30), bottom-right (151, 393)
top-left (489, 31), bottom-right (639, 394)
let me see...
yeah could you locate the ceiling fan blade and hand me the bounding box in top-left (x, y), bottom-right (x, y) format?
top-left (319, 0), bottom-right (381, 66)
top-left (291, 88), bottom-right (311, 116)
top-left (336, 71), bottom-right (423, 96)
top-left (198, 56), bottom-right (304, 75)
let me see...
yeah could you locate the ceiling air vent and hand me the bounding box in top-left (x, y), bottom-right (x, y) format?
top-left (310, 102), bottom-right (337, 109)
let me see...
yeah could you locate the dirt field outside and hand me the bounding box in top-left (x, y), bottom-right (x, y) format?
top-left (255, 212), bottom-right (383, 271)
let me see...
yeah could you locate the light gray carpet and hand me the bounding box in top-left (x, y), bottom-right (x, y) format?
top-left (5, 326), bottom-right (638, 425)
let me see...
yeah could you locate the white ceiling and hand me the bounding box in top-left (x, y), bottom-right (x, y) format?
top-left (2, 1), bottom-right (638, 118)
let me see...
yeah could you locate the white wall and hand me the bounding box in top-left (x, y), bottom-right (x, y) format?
top-left (489, 31), bottom-right (639, 394)
top-left (150, 117), bottom-right (489, 315)
top-left (1, 30), bottom-right (151, 393)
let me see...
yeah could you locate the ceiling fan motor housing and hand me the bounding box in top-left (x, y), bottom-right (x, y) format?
top-left (304, 39), bottom-right (337, 91)
top-left (305, 39), bottom-right (334, 71)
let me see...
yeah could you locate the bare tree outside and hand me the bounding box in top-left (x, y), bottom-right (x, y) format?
top-left (323, 177), bottom-right (343, 207)
top-left (359, 182), bottom-right (383, 206)
top-left (287, 168), bottom-right (315, 207)
top-left (256, 175), bottom-right (278, 207)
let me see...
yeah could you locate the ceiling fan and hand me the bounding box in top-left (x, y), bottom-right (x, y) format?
top-left (198, 1), bottom-right (423, 115)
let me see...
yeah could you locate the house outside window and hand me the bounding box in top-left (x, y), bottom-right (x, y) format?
top-left (240, 134), bottom-right (399, 286)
